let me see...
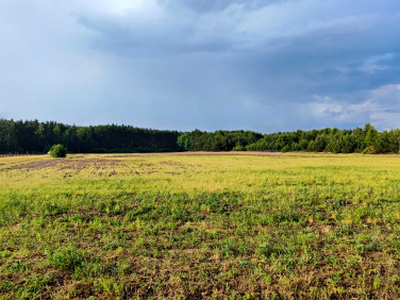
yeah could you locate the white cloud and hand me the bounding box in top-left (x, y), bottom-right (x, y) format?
top-left (359, 53), bottom-right (394, 74)
top-left (309, 84), bottom-right (400, 129)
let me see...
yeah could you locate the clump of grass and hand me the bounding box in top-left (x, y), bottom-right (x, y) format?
top-left (47, 243), bottom-right (85, 272)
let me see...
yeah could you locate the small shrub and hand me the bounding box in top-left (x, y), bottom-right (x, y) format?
top-left (281, 145), bottom-right (290, 153)
top-left (232, 144), bottom-right (245, 151)
top-left (49, 144), bottom-right (67, 158)
top-left (362, 145), bottom-right (376, 154)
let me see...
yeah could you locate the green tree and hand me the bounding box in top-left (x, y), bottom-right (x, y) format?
top-left (364, 123), bottom-right (378, 148)
top-left (177, 133), bottom-right (192, 151)
top-left (376, 131), bottom-right (391, 153)
top-left (0, 119), bottom-right (20, 153)
top-left (326, 130), bottom-right (342, 153)
top-left (340, 134), bottom-right (356, 153)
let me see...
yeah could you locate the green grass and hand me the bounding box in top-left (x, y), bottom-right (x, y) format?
top-left (1, 153), bottom-right (400, 298)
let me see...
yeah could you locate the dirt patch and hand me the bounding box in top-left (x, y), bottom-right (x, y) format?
top-left (7, 158), bottom-right (125, 171)
top-left (7, 160), bottom-right (57, 170)
top-left (159, 161), bottom-right (186, 166)
top-left (107, 154), bottom-right (143, 158)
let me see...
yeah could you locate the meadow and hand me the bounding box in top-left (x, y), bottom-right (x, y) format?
top-left (1, 152), bottom-right (400, 299)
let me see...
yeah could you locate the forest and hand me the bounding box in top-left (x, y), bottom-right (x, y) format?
top-left (178, 123), bottom-right (399, 154)
top-left (1, 119), bottom-right (399, 154)
top-left (0, 119), bottom-right (181, 154)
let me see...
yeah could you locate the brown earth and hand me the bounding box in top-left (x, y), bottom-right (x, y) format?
top-left (7, 158), bottom-right (124, 171)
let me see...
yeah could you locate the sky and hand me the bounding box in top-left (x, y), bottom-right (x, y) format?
top-left (0, 0), bottom-right (399, 133)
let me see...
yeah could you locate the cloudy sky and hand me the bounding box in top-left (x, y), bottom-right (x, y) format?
top-left (0, 0), bottom-right (399, 132)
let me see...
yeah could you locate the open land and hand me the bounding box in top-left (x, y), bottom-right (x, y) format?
top-left (1, 152), bottom-right (400, 298)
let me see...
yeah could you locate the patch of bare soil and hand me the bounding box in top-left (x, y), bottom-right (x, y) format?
top-left (7, 158), bottom-right (124, 171)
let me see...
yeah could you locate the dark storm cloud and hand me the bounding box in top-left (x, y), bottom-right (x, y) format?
top-left (1, 0), bottom-right (400, 131)
top-left (75, 14), bottom-right (232, 55)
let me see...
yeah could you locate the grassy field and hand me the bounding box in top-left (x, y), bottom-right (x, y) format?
top-left (1, 152), bottom-right (400, 299)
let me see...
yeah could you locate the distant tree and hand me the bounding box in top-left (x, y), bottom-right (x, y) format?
top-left (0, 119), bottom-right (21, 153)
top-left (232, 143), bottom-right (245, 151)
top-left (177, 133), bottom-right (192, 150)
top-left (298, 138), bottom-right (309, 151)
top-left (314, 135), bottom-right (328, 152)
top-left (376, 131), bottom-right (391, 153)
top-left (291, 142), bottom-right (301, 151)
top-left (307, 140), bottom-right (317, 152)
top-left (281, 145), bottom-right (290, 152)
top-left (388, 129), bottom-right (400, 153)
top-left (326, 130), bottom-right (342, 153)
top-left (351, 127), bottom-right (365, 152)
top-left (364, 123), bottom-right (378, 148)
top-left (340, 134), bottom-right (356, 153)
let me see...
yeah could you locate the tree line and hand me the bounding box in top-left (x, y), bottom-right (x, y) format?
top-left (178, 124), bottom-right (400, 154)
top-left (0, 119), bottom-right (181, 154)
top-left (1, 119), bottom-right (399, 154)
